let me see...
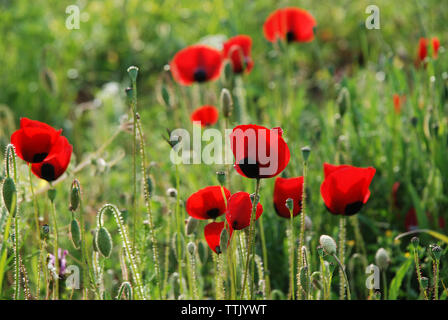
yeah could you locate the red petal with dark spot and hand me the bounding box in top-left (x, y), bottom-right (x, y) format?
top-left (222, 35), bottom-right (254, 74)
top-left (226, 191), bottom-right (263, 230)
top-left (191, 105), bottom-right (219, 127)
top-left (204, 221), bottom-right (233, 254)
top-left (186, 186), bottom-right (231, 220)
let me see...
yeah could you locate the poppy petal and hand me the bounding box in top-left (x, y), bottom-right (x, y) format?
top-left (226, 191), bottom-right (263, 230)
top-left (204, 221), bottom-right (233, 254)
top-left (191, 105), bottom-right (219, 127)
top-left (186, 186), bottom-right (231, 220)
top-left (273, 176), bottom-right (304, 218)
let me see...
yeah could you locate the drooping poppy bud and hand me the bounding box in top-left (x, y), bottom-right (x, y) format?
top-left (263, 7), bottom-right (316, 43)
top-left (222, 35), bottom-right (254, 74)
top-left (273, 176), bottom-right (303, 219)
top-left (225, 191), bottom-right (263, 230)
top-left (190, 105), bottom-right (219, 127)
top-left (230, 124), bottom-right (290, 179)
top-left (320, 163), bottom-right (376, 216)
top-left (186, 186), bottom-right (231, 220)
top-left (170, 45), bottom-right (223, 86)
top-left (204, 221), bottom-right (233, 254)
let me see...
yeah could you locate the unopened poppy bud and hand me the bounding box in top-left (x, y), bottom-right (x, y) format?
top-left (375, 248), bottom-right (390, 270)
top-left (187, 242), bottom-right (196, 256)
top-left (285, 198), bottom-right (294, 211)
top-left (185, 216), bottom-right (199, 235)
top-left (91, 229), bottom-right (98, 252)
top-left (411, 236), bottom-right (419, 249)
top-left (319, 235), bottom-right (337, 255)
top-left (336, 87), bottom-right (350, 117)
top-left (301, 146), bottom-right (311, 162)
top-left (166, 188), bottom-right (177, 198)
top-left (48, 189), bottom-right (57, 202)
top-left (420, 277), bottom-right (429, 290)
top-left (96, 227), bottom-right (113, 258)
top-left (70, 183), bottom-right (80, 212)
top-left (161, 86), bottom-right (172, 108)
top-left (430, 244), bottom-right (443, 260)
top-left (317, 245), bottom-right (324, 257)
top-left (220, 88), bottom-right (233, 118)
top-left (311, 272), bottom-right (322, 290)
top-left (127, 66), bottom-right (139, 83)
top-left (2, 177), bottom-right (16, 216)
top-left (216, 171), bottom-right (226, 186)
top-left (70, 219), bottom-right (81, 249)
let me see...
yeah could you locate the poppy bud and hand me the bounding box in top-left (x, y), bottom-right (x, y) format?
top-left (285, 198), bottom-right (294, 211)
top-left (70, 219), bottom-right (81, 249)
top-left (216, 171), bottom-right (226, 186)
top-left (185, 216), bottom-right (199, 235)
top-left (420, 277), bottom-right (429, 290)
top-left (96, 227), bottom-right (113, 258)
top-left (127, 66), bottom-right (139, 83)
top-left (91, 229), bottom-right (99, 252)
top-left (375, 248), bottom-right (390, 270)
top-left (430, 244), bottom-right (443, 260)
top-left (187, 242), bottom-right (196, 256)
top-left (70, 183), bottom-right (80, 212)
top-left (319, 235), bottom-right (337, 255)
top-left (161, 86), bottom-right (172, 108)
top-left (220, 88), bottom-right (233, 118)
top-left (2, 177), bottom-right (17, 216)
top-left (166, 188), bottom-right (178, 198)
top-left (336, 87), bottom-right (350, 117)
top-left (48, 189), bottom-right (57, 202)
top-left (411, 236), bottom-right (419, 249)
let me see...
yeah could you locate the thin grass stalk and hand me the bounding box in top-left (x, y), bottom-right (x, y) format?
top-left (338, 216), bottom-right (346, 299)
top-left (433, 258), bottom-right (439, 300)
top-left (49, 193), bottom-right (59, 300)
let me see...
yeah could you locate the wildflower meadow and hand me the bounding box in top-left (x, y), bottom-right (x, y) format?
top-left (0, 0), bottom-right (447, 305)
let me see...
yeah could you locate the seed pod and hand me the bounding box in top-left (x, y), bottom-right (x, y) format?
top-left (96, 227), bottom-right (113, 258)
top-left (216, 171), bottom-right (226, 186)
top-left (375, 248), bottom-right (390, 270)
top-left (301, 146), bottom-right (311, 162)
top-left (411, 236), bottom-right (419, 249)
top-left (166, 188), bottom-right (177, 198)
top-left (319, 235), bottom-right (337, 255)
top-left (70, 184), bottom-right (80, 211)
top-left (220, 88), bottom-right (233, 118)
top-left (70, 219), bottom-right (81, 249)
top-left (285, 198), bottom-right (294, 211)
top-left (48, 189), bottom-right (57, 202)
top-left (185, 216), bottom-right (199, 236)
top-left (2, 177), bottom-right (16, 216)
top-left (430, 244), bottom-right (443, 260)
top-left (127, 66), bottom-right (139, 82)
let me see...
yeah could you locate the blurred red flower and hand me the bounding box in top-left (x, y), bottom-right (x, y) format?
top-left (418, 37), bottom-right (440, 63)
top-left (204, 221), bottom-right (233, 254)
top-left (320, 163), bottom-right (376, 216)
top-left (405, 208), bottom-right (446, 231)
top-left (273, 176), bottom-right (304, 218)
top-left (222, 35), bottom-right (254, 74)
top-left (230, 124), bottom-right (290, 179)
top-left (170, 45), bottom-right (223, 85)
top-left (393, 94), bottom-right (404, 114)
top-left (263, 7), bottom-right (316, 43)
top-left (11, 118), bottom-right (72, 182)
top-left (191, 105), bottom-right (219, 127)
top-left (225, 191), bottom-right (263, 230)
top-left (186, 186), bottom-right (231, 220)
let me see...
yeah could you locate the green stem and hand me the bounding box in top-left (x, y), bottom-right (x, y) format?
top-left (297, 160), bottom-right (308, 298)
top-left (258, 216), bottom-right (271, 297)
top-left (338, 216), bottom-right (346, 300)
top-left (13, 214), bottom-right (20, 300)
top-left (288, 212), bottom-right (295, 300)
top-left (434, 259), bottom-right (439, 300)
top-left (413, 246), bottom-right (426, 299)
top-left (332, 253), bottom-right (351, 300)
top-left (49, 194), bottom-right (59, 300)
top-left (240, 178), bottom-right (261, 299)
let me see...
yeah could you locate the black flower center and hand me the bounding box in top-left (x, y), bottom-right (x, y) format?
top-left (215, 246), bottom-right (222, 254)
top-left (206, 208), bottom-right (221, 219)
top-left (41, 163), bottom-right (55, 182)
top-left (193, 68), bottom-right (207, 82)
top-left (286, 31), bottom-right (295, 43)
top-left (32, 153), bottom-right (48, 163)
top-left (344, 201), bottom-right (364, 216)
top-left (238, 157), bottom-right (260, 179)
top-left (232, 221), bottom-right (239, 229)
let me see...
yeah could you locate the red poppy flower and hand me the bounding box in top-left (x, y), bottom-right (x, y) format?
top-left (273, 176), bottom-right (304, 218)
top-left (204, 221), bottom-right (233, 254)
top-left (31, 135), bottom-right (72, 182)
top-left (191, 105), bottom-right (219, 127)
top-left (170, 45), bottom-right (223, 86)
top-left (186, 186), bottom-right (231, 220)
top-left (10, 118), bottom-right (73, 182)
top-left (405, 208), bottom-right (445, 231)
top-left (263, 7), bottom-right (316, 43)
top-left (222, 35), bottom-right (254, 74)
top-left (225, 192), bottom-right (263, 230)
top-left (230, 124), bottom-right (290, 179)
top-left (320, 163), bottom-right (376, 216)
top-left (393, 94), bottom-right (402, 114)
top-left (418, 37), bottom-right (440, 62)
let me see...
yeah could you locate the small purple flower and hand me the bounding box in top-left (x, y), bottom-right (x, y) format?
top-left (49, 249), bottom-right (68, 277)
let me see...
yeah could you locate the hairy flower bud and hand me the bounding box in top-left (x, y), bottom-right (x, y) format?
top-left (319, 235), bottom-right (337, 255)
